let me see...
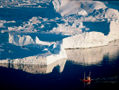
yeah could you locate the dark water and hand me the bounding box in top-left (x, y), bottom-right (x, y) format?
top-left (0, 55), bottom-right (119, 90)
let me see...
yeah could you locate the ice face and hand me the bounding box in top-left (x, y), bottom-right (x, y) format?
top-left (66, 40), bottom-right (119, 66)
top-left (63, 21), bottom-right (119, 49)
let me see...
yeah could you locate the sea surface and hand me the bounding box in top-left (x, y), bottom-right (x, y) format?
top-left (0, 1), bottom-right (119, 90)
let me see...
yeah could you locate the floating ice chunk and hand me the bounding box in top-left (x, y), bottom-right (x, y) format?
top-left (7, 20), bottom-right (16, 23)
top-left (40, 24), bottom-right (44, 28)
top-left (50, 23), bottom-right (82, 35)
top-left (78, 9), bottom-right (88, 16)
top-left (8, 27), bottom-right (15, 31)
top-left (9, 33), bottom-right (35, 46)
top-left (0, 23), bottom-right (4, 28)
top-left (38, 5), bottom-right (42, 8)
top-left (29, 17), bottom-right (41, 24)
top-left (43, 18), bottom-right (48, 21)
top-left (35, 36), bottom-right (51, 46)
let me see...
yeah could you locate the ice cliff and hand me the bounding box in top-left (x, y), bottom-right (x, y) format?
top-left (63, 21), bottom-right (119, 48)
top-left (66, 40), bottom-right (119, 65)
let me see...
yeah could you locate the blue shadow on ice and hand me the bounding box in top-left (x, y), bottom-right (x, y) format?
top-left (0, 32), bottom-right (68, 60)
top-left (0, 43), bottom-right (47, 60)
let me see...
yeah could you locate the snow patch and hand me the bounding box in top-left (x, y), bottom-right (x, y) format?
top-left (9, 34), bottom-right (35, 46)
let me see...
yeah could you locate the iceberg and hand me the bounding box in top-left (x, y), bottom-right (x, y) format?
top-left (63, 21), bottom-right (119, 48)
top-left (35, 36), bottom-right (51, 46)
top-left (63, 31), bottom-right (108, 48)
top-left (66, 39), bottom-right (119, 66)
top-left (1, 33), bottom-right (67, 65)
top-left (77, 9), bottom-right (88, 16)
top-left (9, 33), bottom-right (35, 46)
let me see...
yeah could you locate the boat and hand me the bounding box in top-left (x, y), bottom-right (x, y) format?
top-left (81, 72), bottom-right (92, 83)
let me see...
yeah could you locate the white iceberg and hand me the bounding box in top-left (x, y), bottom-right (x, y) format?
top-left (63, 21), bottom-right (119, 49)
top-left (2, 34), bottom-right (67, 65)
top-left (9, 33), bottom-right (35, 46)
top-left (66, 39), bottom-right (119, 66)
top-left (77, 9), bottom-right (88, 16)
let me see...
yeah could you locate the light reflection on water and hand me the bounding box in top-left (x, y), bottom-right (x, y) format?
top-left (0, 58), bottom-right (66, 74)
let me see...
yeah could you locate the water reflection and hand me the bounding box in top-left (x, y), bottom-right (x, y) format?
top-left (0, 59), bottom-right (66, 74)
top-left (66, 40), bottom-right (119, 66)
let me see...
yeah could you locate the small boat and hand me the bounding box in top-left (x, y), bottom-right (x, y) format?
top-left (81, 72), bottom-right (92, 83)
top-left (82, 76), bottom-right (91, 83)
